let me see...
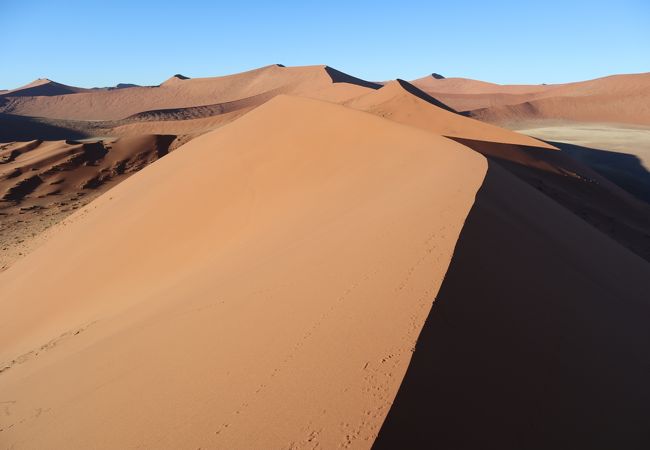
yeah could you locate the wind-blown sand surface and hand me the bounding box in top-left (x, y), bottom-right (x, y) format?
top-left (0, 96), bottom-right (486, 448)
top-left (0, 136), bottom-right (179, 269)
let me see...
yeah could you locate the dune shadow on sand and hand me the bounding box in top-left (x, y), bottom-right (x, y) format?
top-left (547, 140), bottom-right (650, 204)
top-left (324, 66), bottom-right (383, 90)
top-left (447, 137), bottom-right (650, 262)
top-left (373, 161), bottom-right (650, 450)
top-left (0, 113), bottom-right (90, 142)
top-left (395, 79), bottom-right (457, 113)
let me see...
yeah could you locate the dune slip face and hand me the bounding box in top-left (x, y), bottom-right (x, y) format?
top-left (0, 95), bottom-right (486, 449)
top-left (375, 162), bottom-right (650, 449)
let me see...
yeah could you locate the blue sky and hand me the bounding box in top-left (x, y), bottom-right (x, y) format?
top-left (1, 0), bottom-right (648, 89)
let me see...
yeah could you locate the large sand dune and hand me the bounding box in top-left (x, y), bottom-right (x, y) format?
top-left (0, 65), bottom-right (377, 121)
top-left (0, 96), bottom-right (486, 448)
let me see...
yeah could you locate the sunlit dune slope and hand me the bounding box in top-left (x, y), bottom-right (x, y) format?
top-left (0, 65), bottom-right (378, 121)
top-left (0, 95), bottom-right (486, 449)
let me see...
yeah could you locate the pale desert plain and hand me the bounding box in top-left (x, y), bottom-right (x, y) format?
top-left (1, 64), bottom-right (649, 449)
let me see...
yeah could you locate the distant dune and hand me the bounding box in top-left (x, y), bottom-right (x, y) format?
top-left (345, 79), bottom-right (553, 147)
top-left (0, 65), bottom-right (378, 121)
top-left (412, 72), bottom-right (650, 126)
top-left (0, 78), bottom-right (89, 97)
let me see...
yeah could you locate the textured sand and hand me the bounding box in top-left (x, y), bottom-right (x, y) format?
top-left (0, 136), bottom-right (179, 270)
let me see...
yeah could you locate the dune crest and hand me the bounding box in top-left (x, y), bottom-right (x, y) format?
top-left (0, 65), bottom-right (378, 121)
top-left (0, 95), bottom-right (487, 448)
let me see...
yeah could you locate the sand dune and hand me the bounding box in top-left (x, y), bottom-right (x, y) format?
top-left (342, 77), bottom-right (650, 260)
top-left (0, 95), bottom-right (486, 448)
top-left (0, 65), bottom-right (378, 121)
top-left (0, 78), bottom-right (88, 98)
top-left (412, 72), bottom-right (650, 126)
top-left (470, 91), bottom-right (650, 126)
top-left (346, 79), bottom-right (554, 148)
top-left (411, 74), bottom-right (549, 95)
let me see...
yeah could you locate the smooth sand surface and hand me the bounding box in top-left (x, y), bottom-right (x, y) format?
top-left (0, 95), bottom-right (486, 449)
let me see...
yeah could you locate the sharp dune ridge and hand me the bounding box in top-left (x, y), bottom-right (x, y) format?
top-left (0, 95), bottom-right (487, 448)
top-left (0, 64), bottom-right (649, 449)
top-left (0, 64), bottom-right (378, 122)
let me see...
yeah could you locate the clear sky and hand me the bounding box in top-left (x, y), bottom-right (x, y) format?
top-left (1, 0), bottom-right (648, 89)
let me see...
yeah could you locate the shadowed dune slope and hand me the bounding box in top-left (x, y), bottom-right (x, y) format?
top-left (0, 135), bottom-right (177, 205)
top-left (343, 81), bottom-right (650, 260)
top-left (0, 65), bottom-right (377, 121)
top-left (0, 95), bottom-right (486, 449)
top-left (374, 161), bottom-right (650, 450)
top-left (0, 113), bottom-right (90, 141)
top-left (451, 137), bottom-right (650, 261)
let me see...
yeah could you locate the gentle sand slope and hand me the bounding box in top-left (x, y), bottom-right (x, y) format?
top-left (0, 96), bottom-right (486, 448)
